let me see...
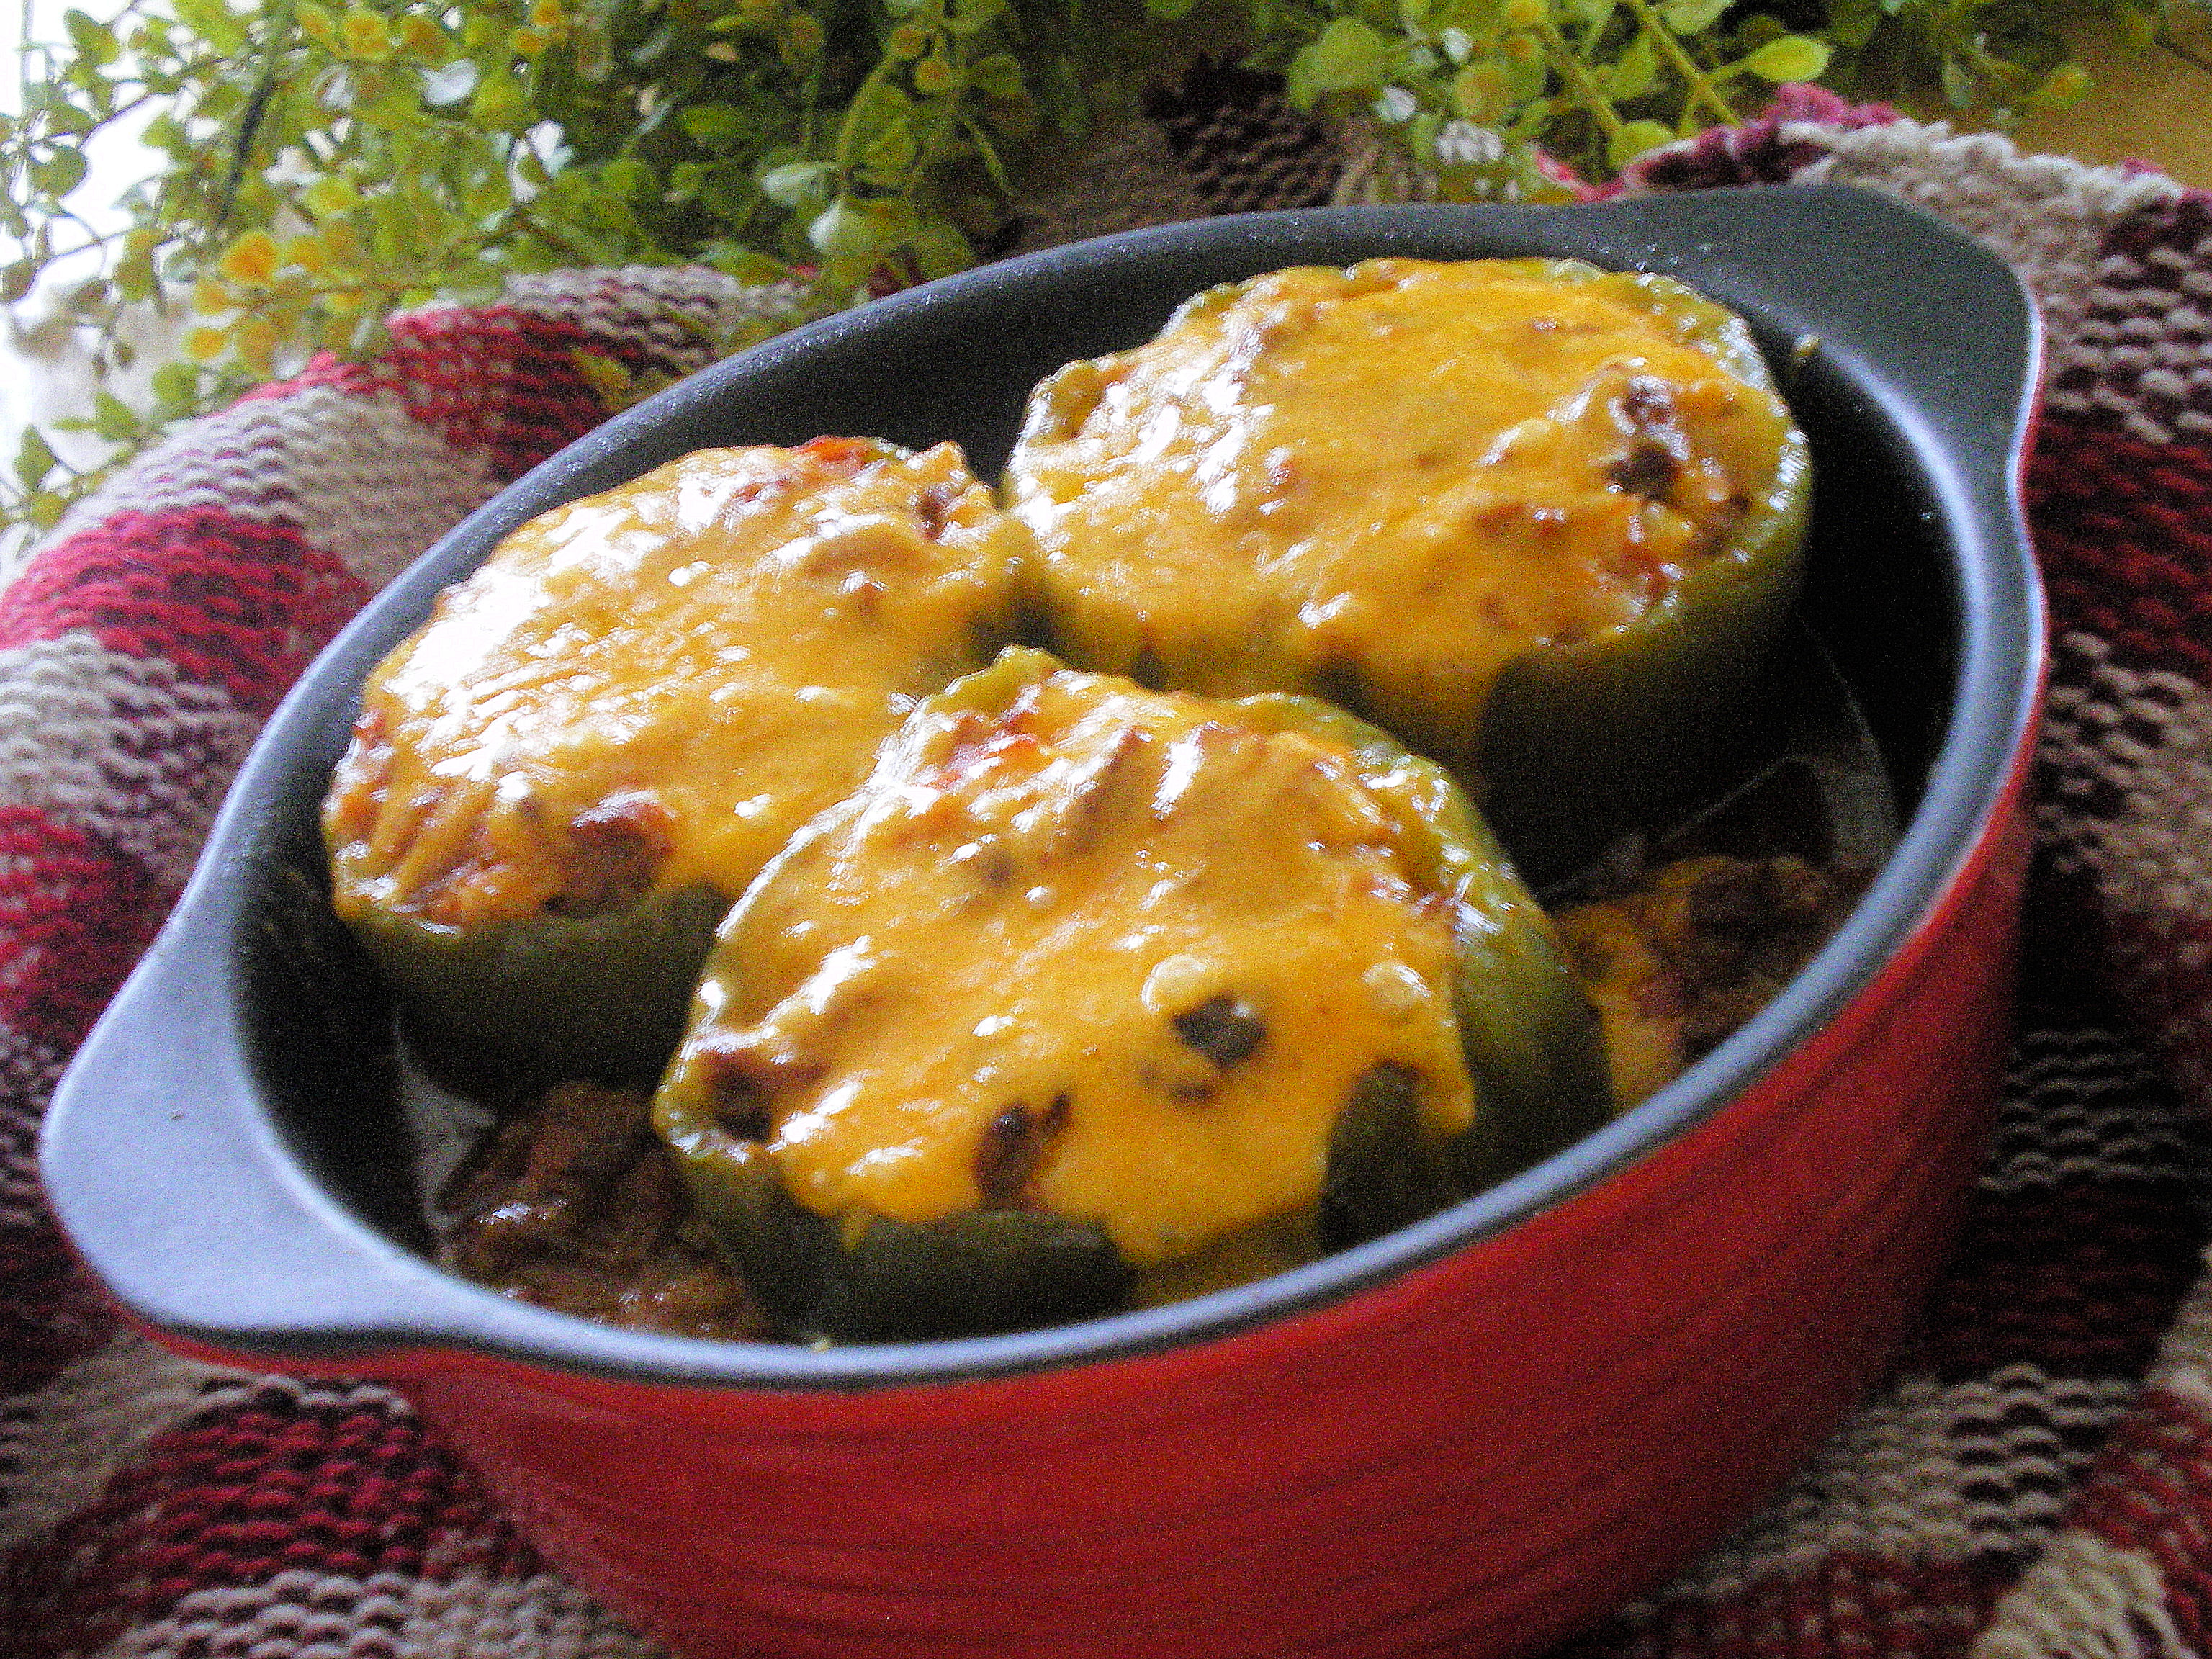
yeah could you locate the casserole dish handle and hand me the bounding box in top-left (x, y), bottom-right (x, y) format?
top-left (41, 823), bottom-right (492, 1372)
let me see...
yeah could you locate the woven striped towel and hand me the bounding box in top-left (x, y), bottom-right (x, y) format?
top-left (5, 88), bottom-right (2212, 1658)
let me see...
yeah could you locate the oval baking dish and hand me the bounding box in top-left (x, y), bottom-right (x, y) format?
top-left (42, 183), bottom-right (2044, 1659)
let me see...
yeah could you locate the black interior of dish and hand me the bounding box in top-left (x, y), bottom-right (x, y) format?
top-left (1783, 354), bottom-right (1956, 817)
top-left (240, 855), bottom-right (425, 1246)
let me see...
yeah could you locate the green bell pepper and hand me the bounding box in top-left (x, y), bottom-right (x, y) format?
top-left (652, 647), bottom-right (1611, 1343)
top-left (322, 436), bottom-right (1028, 1097)
top-left (1004, 256), bottom-right (1813, 888)
top-left (341, 883), bottom-right (729, 1097)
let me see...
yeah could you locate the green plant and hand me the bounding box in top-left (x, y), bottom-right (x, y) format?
top-left (0, 0), bottom-right (1122, 531)
top-left (3, 0), bottom-right (2206, 539)
top-left (1256, 0), bottom-right (2212, 198)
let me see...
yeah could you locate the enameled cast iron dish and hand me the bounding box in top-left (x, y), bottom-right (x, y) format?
top-left (44, 184), bottom-right (2044, 1659)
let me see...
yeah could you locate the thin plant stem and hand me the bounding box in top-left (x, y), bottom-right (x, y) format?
top-left (1530, 9), bottom-right (1627, 141)
top-left (1617, 0), bottom-right (1737, 128)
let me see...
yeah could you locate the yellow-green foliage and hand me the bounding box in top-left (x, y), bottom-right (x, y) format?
top-left (1, 0), bottom-right (2203, 535)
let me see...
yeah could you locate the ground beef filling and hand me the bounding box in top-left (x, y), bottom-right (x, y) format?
top-left (1658, 857), bottom-right (1871, 1057)
top-left (439, 1081), bottom-right (770, 1340)
top-left (1554, 853), bottom-right (1872, 1107)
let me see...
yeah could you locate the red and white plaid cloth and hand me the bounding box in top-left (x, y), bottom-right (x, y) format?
top-left (6, 91), bottom-right (2212, 1657)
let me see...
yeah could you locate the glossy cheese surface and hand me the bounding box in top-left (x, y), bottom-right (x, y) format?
top-left (325, 439), bottom-right (1024, 929)
top-left (677, 663), bottom-right (1475, 1267)
top-left (1005, 257), bottom-right (1802, 737)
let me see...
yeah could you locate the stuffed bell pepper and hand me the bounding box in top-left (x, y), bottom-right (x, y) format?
top-left (323, 437), bottom-right (1028, 1094)
top-left (1002, 256), bottom-right (1814, 882)
top-left (652, 647), bottom-right (1612, 1342)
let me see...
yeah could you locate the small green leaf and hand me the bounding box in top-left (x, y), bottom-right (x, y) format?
top-left (1406, 108), bottom-right (1444, 161)
top-left (1303, 17), bottom-right (1391, 93)
top-left (1606, 118), bottom-right (1673, 170)
top-left (2029, 63), bottom-right (2090, 112)
top-left (37, 99), bottom-right (99, 139)
top-left (172, 0), bottom-right (251, 55)
top-left (303, 176), bottom-right (359, 220)
top-left (944, 0), bottom-right (1006, 36)
top-left (718, 248), bottom-right (795, 287)
top-left (1451, 60), bottom-right (1510, 122)
top-left (845, 77), bottom-right (913, 134)
top-left (369, 194), bottom-right (421, 259)
top-left (442, 258), bottom-right (507, 303)
top-left (601, 155), bottom-right (658, 200)
top-left (760, 159), bottom-right (832, 206)
top-left (32, 147), bottom-right (90, 198)
top-left (115, 254), bottom-right (156, 303)
top-left (910, 53), bottom-right (954, 95)
top-left (807, 196), bottom-right (881, 262)
top-left (1660, 0), bottom-right (1727, 32)
top-left (1609, 31), bottom-right (1656, 99)
top-left (970, 52), bottom-right (1025, 99)
top-left (863, 196), bottom-right (917, 240)
top-left (1939, 55), bottom-right (1976, 109)
top-left (91, 390), bottom-right (140, 443)
top-left (14, 426), bottom-right (58, 491)
top-left (863, 117), bottom-right (917, 174)
top-left (1508, 92), bottom-right (1555, 134)
top-left (337, 5), bottom-right (396, 63)
top-left (0, 263), bottom-right (35, 305)
top-left (316, 311), bottom-right (363, 351)
top-left (1736, 33), bottom-right (1831, 82)
top-left (63, 10), bottom-right (122, 66)
top-left (470, 69), bottom-right (531, 130)
top-left (151, 363), bottom-right (201, 408)
top-left (902, 216), bottom-right (975, 281)
top-left (1499, 31), bottom-right (1548, 99)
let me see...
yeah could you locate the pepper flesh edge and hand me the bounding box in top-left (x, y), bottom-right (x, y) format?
top-left (346, 883), bottom-right (731, 1098)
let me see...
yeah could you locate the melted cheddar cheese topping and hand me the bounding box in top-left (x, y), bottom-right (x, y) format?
top-left (680, 664), bottom-right (1475, 1267)
top-left (1005, 257), bottom-right (1800, 739)
top-left (325, 439), bottom-right (1025, 929)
